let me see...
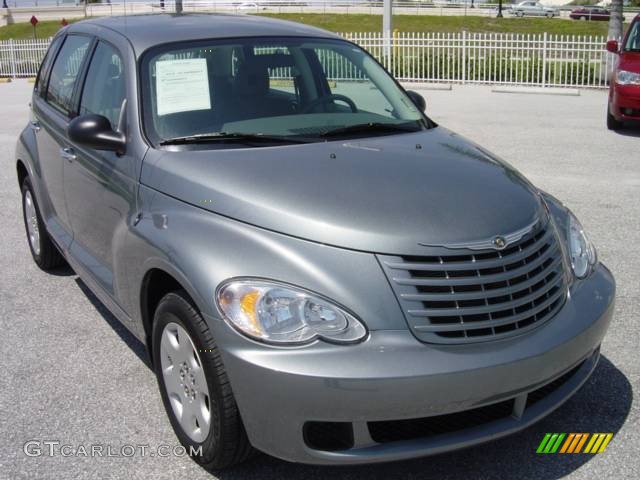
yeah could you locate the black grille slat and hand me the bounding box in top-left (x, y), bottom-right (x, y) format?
top-left (413, 286), bottom-right (565, 332)
top-left (379, 221), bottom-right (567, 344)
top-left (526, 362), bottom-right (583, 407)
top-left (366, 358), bottom-right (586, 445)
top-left (368, 399), bottom-right (515, 444)
top-left (407, 274), bottom-right (563, 317)
top-left (390, 246), bottom-right (559, 287)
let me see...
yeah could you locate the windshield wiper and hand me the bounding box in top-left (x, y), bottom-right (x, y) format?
top-left (319, 122), bottom-right (420, 138)
top-left (160, 132), bottom-right (311, 146)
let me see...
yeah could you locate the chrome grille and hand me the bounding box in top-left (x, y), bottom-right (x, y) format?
top-left (378, 222), bottom-right (567, 344)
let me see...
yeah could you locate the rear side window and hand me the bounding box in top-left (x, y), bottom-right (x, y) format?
top-left (35, 35), bottom-right (63, 97)
top-left (46, 35), bottom-right (92, 116)
top-left (79, 42), bottom-right (126, 130)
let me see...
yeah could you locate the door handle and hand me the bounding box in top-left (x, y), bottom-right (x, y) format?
top-left (29, 121), bottom-right (40, 132)
top-left (60, 147), bottom-right (77, 163)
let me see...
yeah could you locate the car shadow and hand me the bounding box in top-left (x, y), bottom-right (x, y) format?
top-left (613, 125), bottom-right (640, 137)
top-left (74, 277), bottom-right (152, 370)
top-left (44, 263), bottom-right (76, 277)
top-left (70, 275), bottom-right (632, 479)
top-left (214, 356), bottom-right (631, 480)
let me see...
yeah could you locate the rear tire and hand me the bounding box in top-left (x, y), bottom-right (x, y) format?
top-left (152, 291), bottom-right (253, 471)
top-left (607, 107), bottom-right (622, 131)
top-left (21, 177), bottom-right (66, 271)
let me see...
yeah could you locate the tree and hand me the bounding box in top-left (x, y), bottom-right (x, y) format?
top-left (176, 0), bottom-right (183, 14)
top-left (607, 0), bottom-right (624, 41)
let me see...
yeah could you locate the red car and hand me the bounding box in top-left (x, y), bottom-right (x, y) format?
top-left (570, 7), bottom-right (612, 21)
top-left (607, 15), bottom-right (640, 130)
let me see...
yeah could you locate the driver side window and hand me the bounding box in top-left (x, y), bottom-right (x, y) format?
top-left (79, 42), bottom-right (125, 131)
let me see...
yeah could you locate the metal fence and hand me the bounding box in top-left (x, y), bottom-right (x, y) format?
top-left (0, 39), bottom-right (48, 78)
top-left (345, 32), bottom-right (613, 88)
top-left (0, 32), bottom-right (614, 88)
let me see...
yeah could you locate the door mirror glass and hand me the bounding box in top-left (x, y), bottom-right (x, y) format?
top-left (406, 90), bottom-right (426, 112)
top-left (606, 40), bottom-right (619, 54)
top-left (68, 114), bottom-right (126, 154)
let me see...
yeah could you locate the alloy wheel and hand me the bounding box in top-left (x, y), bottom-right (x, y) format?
top-left (160, 321), bottom-right (211, 443)
top-left (24, 190), bottom-right (40, 256)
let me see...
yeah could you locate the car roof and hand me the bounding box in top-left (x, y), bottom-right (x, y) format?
top-left (69, 13), bottom-right (340, 56)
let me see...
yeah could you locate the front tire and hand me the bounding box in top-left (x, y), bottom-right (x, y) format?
top-left (21, 177), bottom-right (65, 270)
top-left (152, 291), bottom-right (253, 471)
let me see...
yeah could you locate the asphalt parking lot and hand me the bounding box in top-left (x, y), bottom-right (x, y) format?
top-left (0, 79), bottom-right (638, 480)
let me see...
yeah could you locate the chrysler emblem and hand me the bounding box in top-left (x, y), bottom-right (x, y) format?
top-left (493, 236), bottom-right (507, 250)
top-left (418, 217), bottom-right (542, 251)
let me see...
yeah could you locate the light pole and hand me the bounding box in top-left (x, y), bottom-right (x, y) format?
top-left (383, 0), bottom-right (392, 59)
top-left (497, 0), bottom-right (503, 18)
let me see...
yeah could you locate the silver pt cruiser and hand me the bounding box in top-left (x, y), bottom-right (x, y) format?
top-left (16, 14), bottom-right (615, 470)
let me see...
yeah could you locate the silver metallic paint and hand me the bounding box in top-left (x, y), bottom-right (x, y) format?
top-left (15, 14), bottom-right (616, 465)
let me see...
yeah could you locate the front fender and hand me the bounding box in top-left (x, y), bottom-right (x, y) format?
top-left (124, 185), bottom-right (407, 346)
top-left (15, 126), bottom-right (38, 185)
top-left (15, 124), bottom-right (55, 225)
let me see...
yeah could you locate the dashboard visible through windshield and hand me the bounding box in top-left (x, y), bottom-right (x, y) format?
top-left (140, 37), bottom-right (429, 147)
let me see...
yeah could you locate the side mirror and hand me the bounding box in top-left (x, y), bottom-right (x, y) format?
top-left (606, 40), bottom-right (619, 54)
top-left (67, 114), bottom-right (126, 154)
top-left (406, 90), bottom-right (426, 112)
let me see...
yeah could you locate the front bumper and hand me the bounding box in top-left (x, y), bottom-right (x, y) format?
top-left (610, 83), bottom-right (640, 121)
top-left (208, 264), bottom-right (614, 465)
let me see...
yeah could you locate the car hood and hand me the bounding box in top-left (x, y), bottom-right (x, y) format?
top-left (140, 127), bottom-right (544, 256)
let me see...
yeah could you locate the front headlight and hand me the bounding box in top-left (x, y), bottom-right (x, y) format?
top-left (567, 212), bottom-right (597, 279)
top-left (216, 279), bottom-right (367, 345)
top-left (616, 70), bottom-right (640, 86)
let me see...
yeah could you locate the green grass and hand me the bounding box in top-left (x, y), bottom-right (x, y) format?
top-left (261, 14), bottom-right (614, 36)
top-left (0, 18), bottom-right (84, 41)
top-left (0, 14), bottom-right (618, 41)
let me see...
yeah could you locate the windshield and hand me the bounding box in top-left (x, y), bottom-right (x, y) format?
top-left (140, 37), bottom-right (428, 147)
top-left (624, 21), bottom-right (640, 52)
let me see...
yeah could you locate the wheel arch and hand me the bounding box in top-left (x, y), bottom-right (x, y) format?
top-left (139, 264), bottom-right (206, 365)
top-left (17, 159), bottom-right (29, 189)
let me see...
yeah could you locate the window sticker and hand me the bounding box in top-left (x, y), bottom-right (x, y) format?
top-left (156, 58), bottom-right (211, 116)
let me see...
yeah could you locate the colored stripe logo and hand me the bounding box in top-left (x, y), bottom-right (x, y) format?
top-left (536, 433), bottom-right (613, 454)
